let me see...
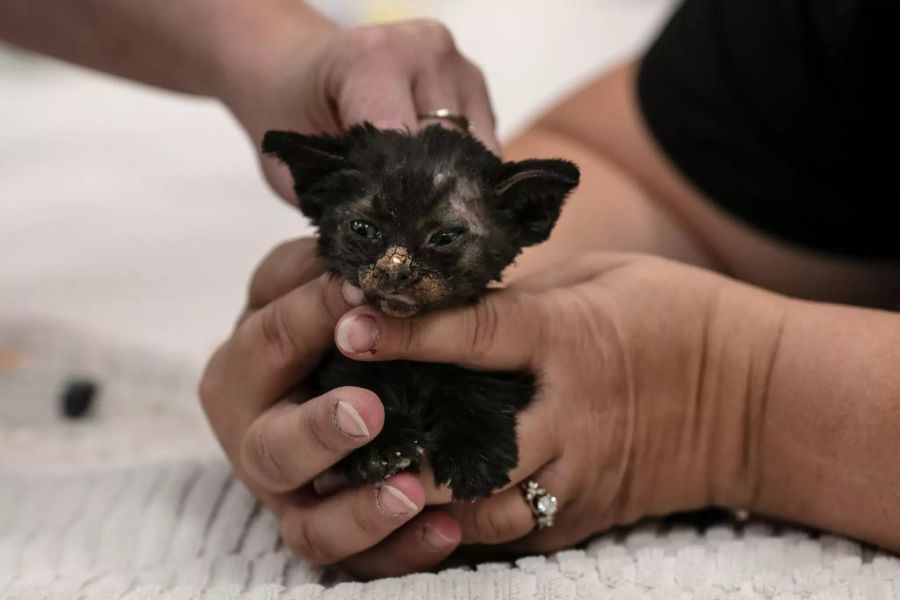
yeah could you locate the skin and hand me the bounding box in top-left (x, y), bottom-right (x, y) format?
top-left (201, 59), bottom-right (900, 579)
top-left (0, 0), bottom-right (493, 577)
top-left (0, 1), bottom-right (499, 202)
top-left (5, 1), bottom-right (900, 580)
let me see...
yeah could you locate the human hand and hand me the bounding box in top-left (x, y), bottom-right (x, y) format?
top-left (218, 18), bottom-right (498, 202)
top-left (330, 253), bottom-right (787, 551)
top-left (199, 237), bottom-right (463, 579)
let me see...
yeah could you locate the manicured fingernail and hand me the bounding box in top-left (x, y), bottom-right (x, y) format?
top-left (377, 484), bottom-right (418, 516)
top-left (312, 470), bottom-right (351, 496)
top-left (336, 314), bottom-right (379, 354)
top-left (422, 525), bottom-right (456, 551)
top-left (341, 281), bottom-right (365, 307)
top-left (334, 400), bottom-right (369, 438)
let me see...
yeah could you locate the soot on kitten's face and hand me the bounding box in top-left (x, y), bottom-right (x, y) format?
top-left (263, 124), bottom-right (579, 317)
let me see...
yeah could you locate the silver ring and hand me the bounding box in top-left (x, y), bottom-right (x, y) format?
top-left (417, 108), bottom-right (473, 133)
top-left (520, 479), bottom-right (558, 529)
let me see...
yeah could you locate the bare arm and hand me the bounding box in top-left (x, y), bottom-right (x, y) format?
top-left (751, 299), bottom-right (900, 550)
top-left (0, 0), bottom-right (333, 97)
top-left (505, 61), bottom-right (900, 307)
top-left (0, 3), bottom-right (499, 203)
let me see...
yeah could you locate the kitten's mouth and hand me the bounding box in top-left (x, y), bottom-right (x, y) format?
top-left (376, 292), bottom-right (420, 318)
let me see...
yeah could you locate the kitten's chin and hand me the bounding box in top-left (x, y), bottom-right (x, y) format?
top-left (376, 292), bottom-right (421, 318)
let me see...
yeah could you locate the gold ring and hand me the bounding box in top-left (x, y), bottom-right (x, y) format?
top-left (417, 108), bottom-right (473, 133)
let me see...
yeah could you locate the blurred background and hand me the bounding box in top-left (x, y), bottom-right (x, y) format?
top-left (0, 0), bottom-right (675, 371)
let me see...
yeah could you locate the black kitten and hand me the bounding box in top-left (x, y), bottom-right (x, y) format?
top-left (263, 124), bottom-right (579, 499)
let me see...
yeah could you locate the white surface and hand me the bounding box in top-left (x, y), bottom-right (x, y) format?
top-left (2, 325), bottom-right (899, 599)
top-left (0, 0), bottom-right (675, 369)
top-left (6, 6), bottom-right (900, 596)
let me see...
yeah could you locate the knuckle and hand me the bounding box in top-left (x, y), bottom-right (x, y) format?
top-left (252, 239), bottom-right (292, 284)
top-left (281, 517), bottom-right (337, 565)
top-left (242, 422), bottom-right (291, 491)
top-left (342, 25), bottom-right (393, 59)
top-left (466, 61), bottom-right (489, 89)
top-left (468, 297), bottom-right (501, 362)
top-left (351, 488), bottom-right (386, 537)
top-left (415, 19), bottom-right (456, 53)
top-left (318, 277), bottom-right (347, 325)
top-left (257, 299), bottom-right (301, 371)
top-left (197, 347), bottom-right (226, 412)
top-left (197, 375), bottom-right (218, 414)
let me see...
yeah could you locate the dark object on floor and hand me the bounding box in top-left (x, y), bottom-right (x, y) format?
top-left (263, 123), bottom-right (579, 499)
top-left (60, 378), bottom-right (98, 419)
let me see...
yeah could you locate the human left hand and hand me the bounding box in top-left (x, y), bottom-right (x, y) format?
top-left (330, 252), bottom-right (787, 552)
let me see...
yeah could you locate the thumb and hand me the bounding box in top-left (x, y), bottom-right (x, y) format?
top-left (333, 290), bottom-right (542, 371)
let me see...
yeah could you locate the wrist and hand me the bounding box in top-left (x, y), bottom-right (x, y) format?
top-left (203, 1), bottom-right (337, 140)
top-left (697, 280), bottom-right (788, 512)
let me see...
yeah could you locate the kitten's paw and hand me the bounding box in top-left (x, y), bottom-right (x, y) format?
top-left (431, 449), bottom-right (516, 500)
top-left (342, 437), bottom-right (425, 484)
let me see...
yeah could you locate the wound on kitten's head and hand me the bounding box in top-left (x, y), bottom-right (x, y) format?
top-left (262, 124), bottom-right (579, 317)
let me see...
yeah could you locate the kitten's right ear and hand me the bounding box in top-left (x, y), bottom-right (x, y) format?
top-left (262, 130), bottom-right (349, 220)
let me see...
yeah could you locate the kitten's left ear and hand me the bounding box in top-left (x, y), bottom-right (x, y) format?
top-left (495, 159), bottom-right (580, 246)
top-left (262, 130), bottom-right (350, 221)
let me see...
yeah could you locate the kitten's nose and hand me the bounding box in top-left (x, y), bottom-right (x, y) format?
top-left (376, 263), bottom-right (411, 284)
top-left (374, 245), bottom-right (413, 286)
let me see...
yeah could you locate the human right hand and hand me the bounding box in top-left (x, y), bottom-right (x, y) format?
top-left (218, 18), bottom-right (499, 203)
top-left (198, 237), bottom-right (463, 579)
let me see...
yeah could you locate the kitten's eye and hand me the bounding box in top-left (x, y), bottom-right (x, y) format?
top-left (428, 228), bottom-right (465, 247)
top-left (349, 219), bottom-right (381, 240)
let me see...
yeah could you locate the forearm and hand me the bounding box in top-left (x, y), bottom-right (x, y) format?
top-left (0, 0), bottom-right (334, 97)
top-left (526, 60), bottom-right (900, 306)
top-left (502, 125), bottom-right (719, 281)
top-left (752, 300), bottom-right (900, 550)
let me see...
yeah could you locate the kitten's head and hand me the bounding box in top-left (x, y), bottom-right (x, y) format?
top-left (263, 124), bottom-right (579, 317)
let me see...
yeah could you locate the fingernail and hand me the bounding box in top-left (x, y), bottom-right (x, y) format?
top-left (341, 281), bottom-right (365, 307)
top-left (334, 400), bottom-right (369, 438)
top-left (422, 525), bottom-right (456, 551)
top-left (377, 484), bottom-right (418, 516)
top-left (336, 314), bottom-right (379, 354)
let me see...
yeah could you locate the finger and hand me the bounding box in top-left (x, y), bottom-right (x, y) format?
top-left (335, 71), bottom-right (418, 132)
top-left (246, 237), bottom-right (324, 312)
top-left (241, 387), bottom-right (384, 493)
top-left (449, 486), bottom-right (534, 545)
top-left (312, 468), bottom-right (351, 497)
top-left (458, 60), bottom-right (501, 154)
top-left (411, 69), bottom-right (466, 132)
top-left (200, 275), bottom-right (351, 455)
top-left (280, 473), bottom-right (424, 565)
top-left (333, 291), bottom-right (542, 370)
top-left (341, 510), bottom-right (461, 580)
top-left (451, 459), bottom-right (568, 545)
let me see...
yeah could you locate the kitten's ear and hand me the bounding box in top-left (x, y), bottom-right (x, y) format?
top-left (495, 159), bottom-right (580, 246)
top-left (262, 130), bottom-right (350, 220)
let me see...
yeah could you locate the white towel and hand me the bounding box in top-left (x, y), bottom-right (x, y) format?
top-left (2, 318), bottom-right (899, 599)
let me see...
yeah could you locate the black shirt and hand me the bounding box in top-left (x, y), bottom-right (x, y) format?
top-left (637, 0), bottom-right (899, 260)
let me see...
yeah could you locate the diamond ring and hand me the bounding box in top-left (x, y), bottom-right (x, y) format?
top-left (520, 479), bottom-right (558, 529)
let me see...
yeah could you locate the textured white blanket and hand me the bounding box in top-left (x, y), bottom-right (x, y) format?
top-left (2, 320), bottom-right (900, 600)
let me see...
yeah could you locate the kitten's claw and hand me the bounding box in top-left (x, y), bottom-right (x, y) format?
top-left (342, 438), bottom-right (422, 483)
